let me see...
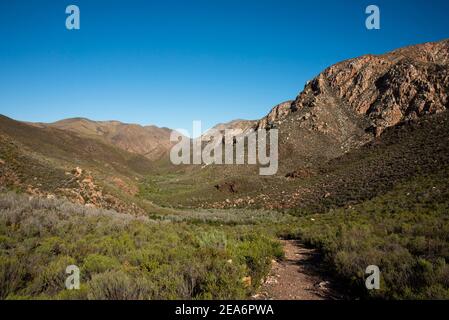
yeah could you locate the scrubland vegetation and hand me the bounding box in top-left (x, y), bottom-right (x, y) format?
top-left (2, 112), bottom-right (449, 300)
top-left (0, 193), bottom-right (285, 300)
top-left (286, 170), bottom-right (449, 299)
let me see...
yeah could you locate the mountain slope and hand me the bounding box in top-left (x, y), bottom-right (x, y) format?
top-left (137, 40), bottom-right (449, 209)
top-left (200, 110), bottom-right (449, 210)
top-left (202, 119), bottom-right (257, 141)
top-left (253, 39), bottom-right (449, 170)
top-left (258, 39), bottom-right (449, 133)
top-left (0, 115), bottom-right (156, 213)
top-left (34, 117), bottom-right (174, 161)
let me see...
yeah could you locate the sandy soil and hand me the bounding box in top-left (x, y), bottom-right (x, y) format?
top-left (253, 240), bottom-right (345, 300)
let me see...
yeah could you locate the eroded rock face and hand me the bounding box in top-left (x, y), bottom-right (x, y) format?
top-left (258, 39), bottom-right (449, 136)
top-left (256, 101), bottom-right (295, 130)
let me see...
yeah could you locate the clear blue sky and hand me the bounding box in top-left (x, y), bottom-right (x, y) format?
top-left (0, 0), bottom-right (448, 131)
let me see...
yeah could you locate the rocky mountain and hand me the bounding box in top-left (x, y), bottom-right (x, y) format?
top-left (207, 110), bottom-right (449, 210)
top-left (29, 40), bottom-right (449, 171)
top-left (33, 118), bottom-right (174, 161)
top-left (258, 39), bottom-right (449, 135)
top-left (136, 39), bottom-right (449, 209)
top-left (248, 39), bottom-right (449, 171)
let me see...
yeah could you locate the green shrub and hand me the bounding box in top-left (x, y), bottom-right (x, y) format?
top-left (29, 256), bottom-right (75, 296)
top-left (82, 254), bottom-right (120, 278)
top-left (289, 171), bottom-right (449, 299)
top-left (0, 257), bottom-right (26, 299)
top-left (0, 193), bottom-right (286, 300)
top-left (87, 270), bottom-right (153, 300)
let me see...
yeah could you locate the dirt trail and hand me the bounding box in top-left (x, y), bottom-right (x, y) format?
top-left (253, 240), bottom-right (344, 300)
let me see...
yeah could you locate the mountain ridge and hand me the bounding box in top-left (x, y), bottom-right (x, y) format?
top-left (32, 117), bottom-right (175, 161)
top-left (257, 38), bottom-right (449, 135)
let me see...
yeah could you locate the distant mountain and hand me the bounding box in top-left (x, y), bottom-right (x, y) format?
top-left (202, 119), bottom-right (257, 141)
top-left (33, 118), bottom-right (174, 161)
top-left (209, 119), bottom-right (257, 133)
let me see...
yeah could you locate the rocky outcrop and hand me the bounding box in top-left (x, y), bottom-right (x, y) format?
top-left (257, 39), bottom-right (449, 136)
top-left (56, 167), bottom-right (144, 214)
top-left (256, 101), bottom-right (295, 130)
